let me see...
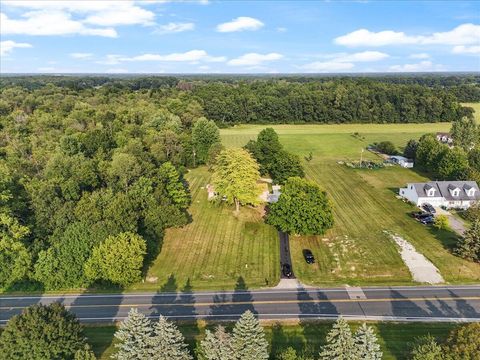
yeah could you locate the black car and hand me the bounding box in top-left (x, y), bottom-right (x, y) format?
top-left (420, 216), bottom-right (434, 225)
top-left (422, 203), bottom-right (436, 214)
top-left (282, 264), bottom-right (293, 278)
top-left (302, 249), bottom-right (315, 264)
top-left (411, 211), bottom-right (429, 219)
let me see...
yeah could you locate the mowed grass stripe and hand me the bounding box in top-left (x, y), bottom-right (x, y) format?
top-left (220, 123), bottom-right (480, 286)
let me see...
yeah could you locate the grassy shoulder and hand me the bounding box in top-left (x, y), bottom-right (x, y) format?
top-left (84, 321), bottom-right (456, 360)
top-left (221, 123), bottom-right (480, 286)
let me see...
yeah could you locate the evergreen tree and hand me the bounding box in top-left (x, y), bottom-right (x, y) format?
top-left (410, 335), bottom-right (444, 360)
top-left (149, 315), bottom-right (192, 360)
top-left (455, 219), bottom-right (480, 262)
top-left (319, 318), bottom-right (357, 360)
top-left (354, 323), bottom-right (382, 360)
top-left (232, 310), bottom-right (269, 360)
top-left (74, 344), bottom-right (97, 360)
top-left (113, 308), bottom-right (153, 360)
top-left (198, 326), bottom-right (236, 360)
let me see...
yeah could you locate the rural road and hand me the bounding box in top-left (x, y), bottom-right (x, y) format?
top-left (1, 285), bottom-right (480, 324)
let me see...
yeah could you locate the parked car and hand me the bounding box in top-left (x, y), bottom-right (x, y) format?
top-left (411, 211), bottom-right (430, 219)
top-left (302, 249), bottom-right (315, 264)
top-left (420, 216), bottom-right (434, 225)
top-left (422, 203), bottom-right (436, 214)
top-left (282, 264), bottom-right (293, 278)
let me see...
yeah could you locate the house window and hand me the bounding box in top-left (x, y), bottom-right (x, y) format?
top-left (467, 188), bottom-right (476, 197)
top-left (427, 189), bottom-right (435, 197)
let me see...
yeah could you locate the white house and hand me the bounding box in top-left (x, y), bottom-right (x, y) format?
top-left (436, 132), bottom-right (454, 146)
top-left (389, 155), bottom-right (414, 168)
top-left (399, 181), bottom-right (480, 209)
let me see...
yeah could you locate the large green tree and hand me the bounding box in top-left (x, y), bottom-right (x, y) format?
top-left (198, 326), bottom-right (236, 360)
top-left (353, 323), bottom-right (382, 360)
top-left (455, 219), bottom-right (480, 262)
top-left (191, 118), bottom-right (221, 165)
top-left (149, 316), bottom-right (192, 360)
top-left (267, 177), bottom-right (334, 235)
top-left (409, 335), bottom-right (444, 360)
top-left (212, 148), bottom-right (260, 212)
top-left (451, 116), bottom-right (479, 151)
top-left (437, 147), bottom-right (469, 180)
top-left (232, 310), bottom-right (269, 360)
top-left (0, 213), bottom-right (31, 289)
top-left (444, 322), bottom-right (480, 359)
top-left (113, 308), bottom-right (153, 360)
top-left (34, 222), bottom-right (104, 290)
top-left (84, 232), bottom-right (147, 286)
top-left (0, 303), bottom-right (88, 360)
top-left (319, 318), bottom-right (356, 360)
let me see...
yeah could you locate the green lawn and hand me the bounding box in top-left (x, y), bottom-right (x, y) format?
top-left (128, 166), bottom-right (280, 292)
top-left (462, 102), bottom-right (480, 122)
top-left (221, 123), bottom-right (480, 286)
top-left (85, 321), bottom-right (456, 360)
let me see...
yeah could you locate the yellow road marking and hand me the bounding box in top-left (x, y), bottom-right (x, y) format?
top-left (2, 296), bottom-right (480, 310)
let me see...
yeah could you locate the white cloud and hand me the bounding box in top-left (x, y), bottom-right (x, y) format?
top-left (409, 53), bottom-right (430, 59)
top-left (227, 52), bottom-right (283, 66)
top-left (0, 11), bottom-right (117, 37)
top-left (335, 23), bottom-right (480, 47)
top-left (452, 45), bottom-right (480, 54)
top-left (216, 17), bottom-right (264, 33)
top-left (70, 52), bottom-right (93, 59)
top-left (389, 60), bottom-right (444, 72)
top-left (337, 51), bottom-right (389, 62)
top-left (154, 22), bottom-right (195, 34)
top-left (0, 1), bottom-right (156, 37)
top-left (98, 51), bottom-right (225, 65)
top-left (300, 51), bottom-right (388, 72)
top-left (120, 50), bottom-right (226, 63)
top-left (0, 40), bottom-right (32, 56)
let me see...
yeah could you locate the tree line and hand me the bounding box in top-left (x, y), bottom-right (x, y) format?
top-left (1, 303), bottom-right (478, 360)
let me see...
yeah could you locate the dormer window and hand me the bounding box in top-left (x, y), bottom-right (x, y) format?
top-left (448, 184), bottom-right (460, 197)
top-left (464, 185), bottom-right (476, 197)
top-left (424, 184), bottom-right (436, 197)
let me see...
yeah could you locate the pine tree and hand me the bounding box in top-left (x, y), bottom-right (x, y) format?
top-left (149, 315), bottom-right (192, 360)
top-left (198, 326), bottom-right (236, 360)
top-left (75, 344), bottom-right (97, 360)
top-left (319, 317), bottom-right (357, 360)
top-left (232, 310), bottom-right (269, 360)
top-left (354, 323), bottom-right (382, 360)
top-left (113, 308), bottom-right (153, 360)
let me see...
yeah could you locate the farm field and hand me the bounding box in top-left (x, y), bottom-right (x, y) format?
top-left (129, 166), bottom-right (280, 292)
top-left (221, 123), bottom-right (480, 286)
top-left (85, 322), bottom-right (456, 360)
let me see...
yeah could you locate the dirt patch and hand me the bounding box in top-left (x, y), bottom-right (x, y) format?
top-left (385, 231), bottom-right (444, 284)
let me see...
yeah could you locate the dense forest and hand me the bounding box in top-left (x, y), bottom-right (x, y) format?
top-left (0, 75), bottom-right (478, 291)
top-left (1, 74), bottom-right (478, 127)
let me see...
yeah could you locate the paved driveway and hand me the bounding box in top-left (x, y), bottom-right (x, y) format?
top-left (433, 207), bottom-right (467, 236)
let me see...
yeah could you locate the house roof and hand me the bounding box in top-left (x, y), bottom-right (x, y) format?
top-left (390, 155), bottom-right (413, 162)
top-left (407, 181), bottom-right (480, 201)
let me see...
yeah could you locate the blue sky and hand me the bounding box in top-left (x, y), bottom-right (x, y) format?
top-left (1, 0), bottom-right (479, 73)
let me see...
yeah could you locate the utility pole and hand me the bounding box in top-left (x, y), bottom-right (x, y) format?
top-left (360, 148), bottom-right (364, 167)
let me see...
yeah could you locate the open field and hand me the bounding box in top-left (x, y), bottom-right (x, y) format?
top-left (221, 123), bottom-right (480, 286)
top-left (129, 166), bottom-right (280, 292)
top-left (85, 322), bottom-right (456, 360)
top-left (462, 102), bottom-right (480, 122)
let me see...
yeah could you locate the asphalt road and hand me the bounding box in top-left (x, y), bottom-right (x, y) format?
top-left (1, 285), bottom-right (480, 324)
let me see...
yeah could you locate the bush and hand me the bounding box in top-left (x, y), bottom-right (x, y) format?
top-left (433, 215), bottom-right (450, 230)
top-left (376, 141), bottom-right (398, 155)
